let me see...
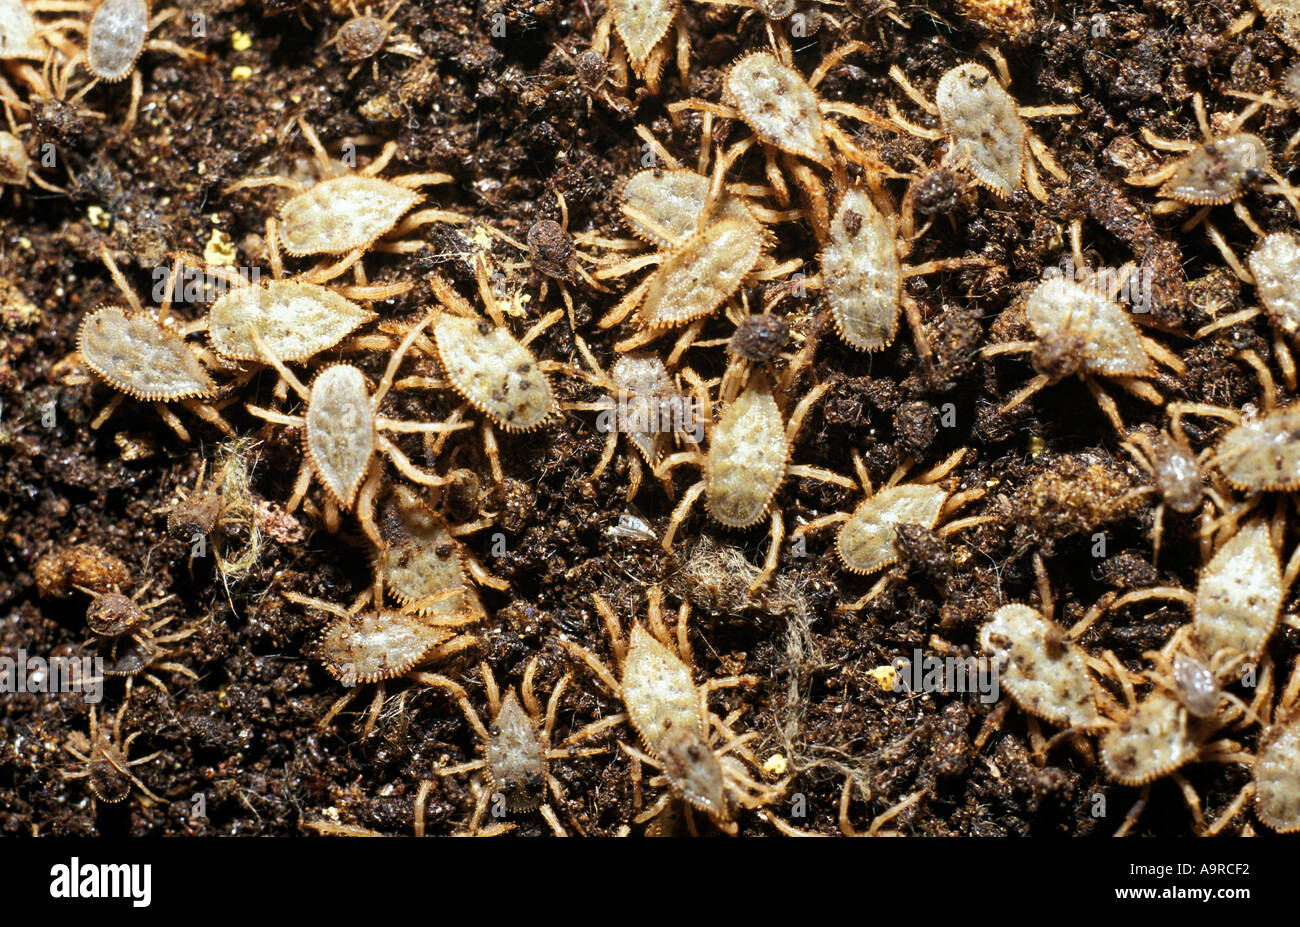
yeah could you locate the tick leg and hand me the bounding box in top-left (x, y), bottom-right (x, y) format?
top-left (749, 509), bottom-right (782, 595)
top-left (661, 480), bottom-right (705, 552)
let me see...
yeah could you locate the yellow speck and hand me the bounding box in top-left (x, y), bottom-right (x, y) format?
top-left (762, 754), bottom-right (787, 778)
top-left (205, 228), bottom-right (237, 266)
top-left (231, 30), bottom-right (252, 51)
top-left (868, 665), bottom-right (897, 692)
top-left (18, 236), bottom-right (31, 249)
top-left (984, 478), bottom-right (1000, 487)
top-left (231, 65), bottom-right (253, 81)
top-left (1027, 436), bottom-right (1045, 457)
top-left (87, 205), bottom-right (110, 230)
top-left (471, 225), bottom-right (493, 250)
top-left (502, 289), bottom-right (530, 318)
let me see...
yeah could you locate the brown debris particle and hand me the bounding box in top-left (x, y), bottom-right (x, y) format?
top-left (34, 545), bottom-right (130, 597)
top-left (1022, 453), bottom-right (1141, 539)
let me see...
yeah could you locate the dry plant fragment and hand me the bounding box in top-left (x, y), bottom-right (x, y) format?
top-left (161, 439), bottom-right (264, 581)
top-left (678, 534), bottom-right (809, 620)
top-left (979, 604), bottom-right (1099, 729)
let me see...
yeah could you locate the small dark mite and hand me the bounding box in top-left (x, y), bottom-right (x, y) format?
top-left (528, 219), bottom-right (577, 281)
top-left (728, 314), bottom-right (790, 363)
top-left (575, 48), bottom-right (607, 87)
top-left (337, 16), bottom-right (389, 61)
top-left (1031, 331), bottom-right (1085, 380)
top-left (912, 168), bottom-right (962, 216)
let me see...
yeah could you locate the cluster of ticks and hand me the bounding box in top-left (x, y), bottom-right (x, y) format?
top-left (5, 0), bottom-right (1300, 836)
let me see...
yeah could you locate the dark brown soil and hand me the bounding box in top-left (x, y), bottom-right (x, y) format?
top-left (2, 0), bottom-right (1296, 836)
